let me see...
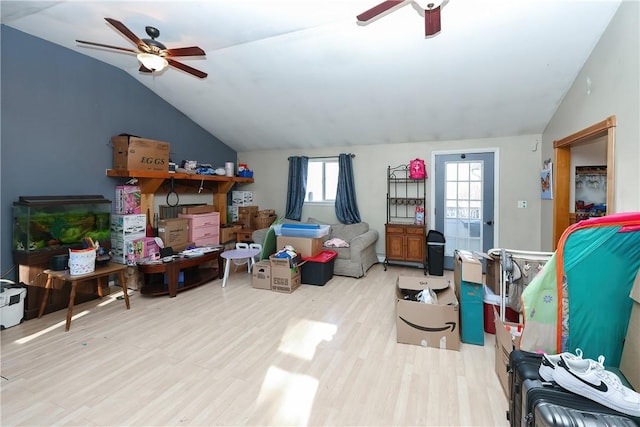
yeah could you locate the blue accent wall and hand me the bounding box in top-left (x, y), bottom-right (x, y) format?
top-left (0, 25), bottom-right (236, 279)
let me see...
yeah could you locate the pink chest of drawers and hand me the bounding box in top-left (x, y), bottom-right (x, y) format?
top-left (178, 212), bottom-right (220, 246)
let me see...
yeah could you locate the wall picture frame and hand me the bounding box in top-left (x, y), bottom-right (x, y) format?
top-left (541, 164), bottom-right (553, 200)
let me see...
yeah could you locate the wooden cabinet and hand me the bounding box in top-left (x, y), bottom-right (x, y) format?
top-left (384, 164), bottom-right (427, 273)
top-left (385, 223), bottom-right (426, 264)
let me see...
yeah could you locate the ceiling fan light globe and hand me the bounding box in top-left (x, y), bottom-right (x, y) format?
top-left (137, 53), bottom-right (168, 72)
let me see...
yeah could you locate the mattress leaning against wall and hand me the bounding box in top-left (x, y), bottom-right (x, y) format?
top-left (521, 212), bottom-right (640, 367)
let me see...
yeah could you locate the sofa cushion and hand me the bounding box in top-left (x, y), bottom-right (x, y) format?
top-left (330, 222), bottom-right (369, 242)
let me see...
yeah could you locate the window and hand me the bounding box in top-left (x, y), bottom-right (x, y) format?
top-left (305, 158), bottom-right (339, 204)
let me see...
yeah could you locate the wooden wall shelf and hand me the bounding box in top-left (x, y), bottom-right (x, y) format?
top-left (106, 169), bottom-right (254, 224)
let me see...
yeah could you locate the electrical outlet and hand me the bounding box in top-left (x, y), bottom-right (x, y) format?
top-left (517, 200), bottom-right (528, 208)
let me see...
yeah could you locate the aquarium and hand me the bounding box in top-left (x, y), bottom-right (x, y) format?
top-left (13, 195), bottom-right (111, 253)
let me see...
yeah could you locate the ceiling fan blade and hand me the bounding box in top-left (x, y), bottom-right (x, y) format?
top-left (164, 46), bottom-right (206, 57)
top-left (424, 6), bottom-right (442, 36)
top-left (167, 58), bottom-right (208, 79)
top-left (76, 40), bottom-right (137, 54)
top-left (357, 0), bottom-right (406, 22)
top-left (105, 17), bottom-right (144, 47)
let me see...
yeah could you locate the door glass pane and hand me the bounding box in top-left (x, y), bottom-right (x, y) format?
top-left (457, 182), bottom-right (469, 200)
top-left (446, 182), bottom-right (457, 199)
top-left (446, 163), bottom-right (458, 180)
top-left (458, 163), bottom-right (469, 181)
top-left (443, 160), bottom-right (485, 257)
top-left (470, 163), bottom-right (482, 180)
top-left (470, 182), bottom-right (482, 200)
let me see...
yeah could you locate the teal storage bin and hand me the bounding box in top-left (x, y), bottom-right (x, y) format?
top-left (454, 250), bottom-right (485, 345)
top-left (458, 269), bottom-right (485, 345)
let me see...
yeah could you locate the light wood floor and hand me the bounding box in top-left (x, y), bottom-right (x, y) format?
top-left (1, 263), bottom-right (508, 426)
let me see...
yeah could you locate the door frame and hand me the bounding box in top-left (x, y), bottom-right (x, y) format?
top-left (552, 116), bottom-right (616, 248)
top-left (430, 148), bottom-right (500, 254)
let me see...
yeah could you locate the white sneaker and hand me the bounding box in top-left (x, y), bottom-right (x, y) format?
top-left (539, 348), bottom-right (584, 382)
top-left (553, 355), bottom-right (640, 417)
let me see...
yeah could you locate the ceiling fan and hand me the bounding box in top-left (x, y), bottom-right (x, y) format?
top-left (356, 0), bottom-right (447, 37)
top-left (76, 18), bottom-right (207, 79)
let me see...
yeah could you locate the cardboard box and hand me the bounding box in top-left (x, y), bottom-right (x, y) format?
top-left (111, 135), bottom-right (170, 172)
top-left (227, 206), bottom-right (239, 222)
top-left (270, 255), bottom-right (302, 293)
top-left (220, 224), bottom-right (242, 243)
top-left (114, 185), bottom-right (141, 215)
top-left (158, 218), bottom-right (189, 248)
top-left (252, 260), bottom-right (272, 290)
top-left (181, 205), bottom-right (217, 215)
top-left (110, 214), bottom-right (147, 238)
top-left (232, 191), bottom-right (254, 206)
top-left (110, 233), bottom-right (146, 264)
top-left (494, 306), bottom-right (524, 397)
top-left (620, 268), bottom-right (640, 391)
top-left (277, 236), bottom-right (323, 258)
top-left (477, 251), bottom-right (501, 295)
top-left (454, 250), bottom-right (485, 345)
top-left (395, 276), bottom-right (460, 351)
top-left (237, 206), bottom-right (259, 228)
top-left (269, 254), bottom-right (303, 270)
top-left (271, 272), bottom-right (301, 293)
top-left (132, 237), bottom-right (161, 261)
top-left (124, 265), bottom-right (142, 291)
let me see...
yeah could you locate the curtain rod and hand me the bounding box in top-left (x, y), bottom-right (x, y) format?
top-left (288, 154), bottom-right (355, 160)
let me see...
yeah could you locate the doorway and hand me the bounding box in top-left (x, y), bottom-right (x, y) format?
top-left (552, 116), bottom-right (616, 248)
top-left (433, 151), bottom-right (496, 270)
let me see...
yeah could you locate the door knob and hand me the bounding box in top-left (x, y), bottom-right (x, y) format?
top-left (485, 220), bottom-right (493, 226)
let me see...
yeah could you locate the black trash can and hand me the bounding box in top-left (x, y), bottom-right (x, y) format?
top-left (426, 230), bottom-right (446, 276)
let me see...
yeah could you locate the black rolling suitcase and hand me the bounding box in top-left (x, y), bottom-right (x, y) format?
top-left (522, 378), bottom-right (640, 427)
top-left (534, 401), bottom-right (638, 427)
top-left (508, 350), bottom-right (543, 427)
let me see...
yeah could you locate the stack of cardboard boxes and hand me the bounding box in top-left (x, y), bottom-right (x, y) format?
top-left (110, 135), bottom-right (174, 265)
top-left (252, 224), bottom-right (334, 292)
top-left (110, 185), bottom-right (148, 265)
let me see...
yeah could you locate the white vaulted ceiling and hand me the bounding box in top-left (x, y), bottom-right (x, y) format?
top-left (1, 0), bottom-right (622, 152)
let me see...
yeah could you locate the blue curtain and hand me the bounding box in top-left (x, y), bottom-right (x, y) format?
top-left (335, 153), bottom-right (361, 224)
top-left (285, 156), bottom-right (308, 220)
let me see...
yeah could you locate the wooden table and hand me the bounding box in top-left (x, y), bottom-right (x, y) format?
top-left (137, 250), bottom-right (223, 297)
top-left (38, 263), bottom-right (130, 332)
